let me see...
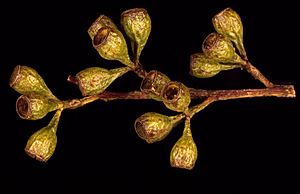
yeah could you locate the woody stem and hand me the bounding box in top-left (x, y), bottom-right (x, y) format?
top-left (62, 85), bottom-right (295, 110)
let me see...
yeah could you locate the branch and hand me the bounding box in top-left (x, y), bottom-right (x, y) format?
top-left (187, 84), bottom-right (295, 118)
top-left (62, 85), bottom-right (295, 110)
top-left (190, 85), bottom-right (295, 99)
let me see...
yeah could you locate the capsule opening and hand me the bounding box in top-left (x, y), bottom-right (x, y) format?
top-left (135, 121), bottom-right (146, 138)
top-left (93, 27), bottom-right (110, 46)
top-left (164, 84), bottom-right (179, 101)
top-left (16, 96), bottom-right (30, 119)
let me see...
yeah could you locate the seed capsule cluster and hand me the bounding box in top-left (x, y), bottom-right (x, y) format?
top-left (9, 7), bottom-right (282, 170)
top-left (190, 8), bottom-right (247, 78)
top-left (10, 65), bottom-right (63, 162)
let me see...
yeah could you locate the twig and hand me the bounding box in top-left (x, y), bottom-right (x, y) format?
top-left (190, 85), bottom-right (295, 99)
top-left (62, 85), bottom-right (295, 110)
top-left (187, 84), bottom-right (295, 118)
top-left (240, 61), bottom-right (274, 88)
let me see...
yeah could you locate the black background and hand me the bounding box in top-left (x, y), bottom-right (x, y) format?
top-left (1, 0), bottom-right (299, 193)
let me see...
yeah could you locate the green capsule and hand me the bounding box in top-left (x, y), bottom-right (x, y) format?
top-left (212, 8), bottom-right (247, 60)
top-left (16, 93), bottom-right (62, 120)
top-left (121, 8), bottom-right (151, 62)
top-left (134, 112), bottom-right (184, 143)
top-left (25, 109), bottom-right (62, 162)
top-left (190, 53), bottom-right (238, 78)
top-left (76, 66), bottom-right (131, 96)
top-left (140, 70), bottom-right (170, 101)
top-left (87, 15), bottom-right (118, 39)
top-left (202, 32), bottom-right (245, 64)
top-left (170, 118), bottom-right (197, 170)
top-left (161, 81), bottom-right (191, 112)
top-left (90, 25), bottom-right (134, 68)
top-left (9, 65), bottom-right (57, 99)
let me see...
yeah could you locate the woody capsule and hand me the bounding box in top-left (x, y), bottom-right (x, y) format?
top-left (121, 8), bottom-right (151, 63)
top-left (10, 65), bottom-right (58, 99)
top-left (75, 66), bottom-right (131, 96)
top-left (134, 112), bottom-right (184, 143)
top-left (202, 32), bottom-right (245, 64)
top-left (190, 53), bottom-right (238, 78)
top-left (212, 8), bottom-right (247, 60)
top-left (88, 16), bottom-right (135, 68)
top-left (25, 109), bottom-right (62, 162)
top-left (170, 118), bottom-right (197, 170)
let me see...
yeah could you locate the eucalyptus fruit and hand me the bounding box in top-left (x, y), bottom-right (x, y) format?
top-left (76, 67), bottom-right (131, 96)
top-left (88, 16), bottom-right (135, 68)
top-left (170, 118), bottom-right (197, 170)
top-left (25, 109), bottom-right (62, 162)
top-left (161, 81), bottom-right (191, 112)
top-left (134, 112), bottom-right (183, 143)
top-left (202, 32), bottom-right (245, 64)
top-left (212, 8), bottom-right (247, 60)
top-left (121, 8), bottom-right (151, 62)
top-left (190, 53), bottom-right (238, 78)
top-left (10, 65), bottom-right (57, 99)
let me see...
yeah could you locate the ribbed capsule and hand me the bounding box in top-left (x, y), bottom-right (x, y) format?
top-left (212, 8), bottom-right (247, 60)
top-left (89, 20), bottom-right (134, 68)
top-left (161, 81), bottom-right (191, 112)
top-left (76, 67), bottom-right (131, 96)
top-left (16, 93), bottom-right (62, 120)
top-left (202, 32), bottom-right (244, 64)
top-left (190, 53), bottom-right (238, 78)
top-left (140, 70), bottom-right (170, 101)
top-left (170, 118), bottom-right (197, 170)
top-left (121, 8), bottom-right (151, 62)
top-left (25, 109), bottom-right (62, 162)
top-left (134, 112), bottom-right (183, 143)
top-left (9, 65), bottom-right (57, 99)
